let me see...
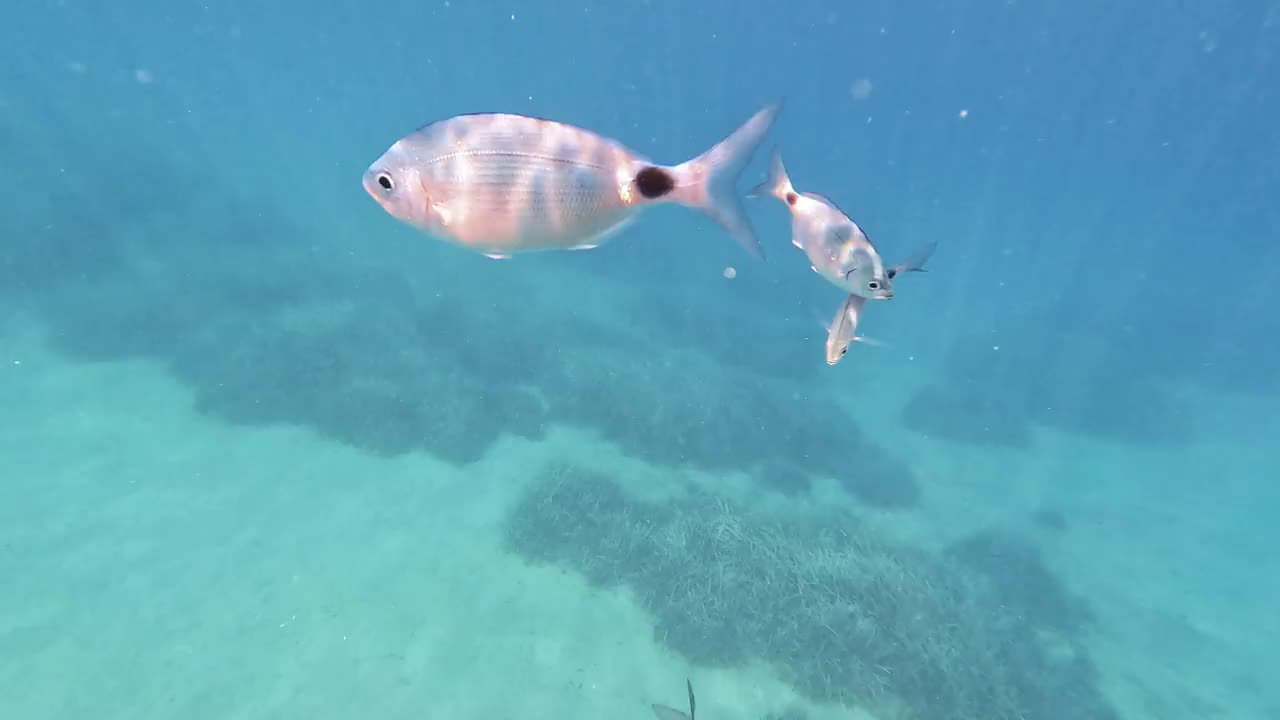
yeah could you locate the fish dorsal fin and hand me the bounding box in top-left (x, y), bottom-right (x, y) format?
top-left (840, 294), bottom-right (887, 348)
top-left (841, 293), bottom-right (866, 326)
top-left (651, 705), bottom-right (690, 720)
top-left (800, 191), bottom-right (839, 210)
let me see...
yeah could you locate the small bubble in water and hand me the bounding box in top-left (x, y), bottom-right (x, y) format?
top-left (723, 267), bottom-right (737, 279)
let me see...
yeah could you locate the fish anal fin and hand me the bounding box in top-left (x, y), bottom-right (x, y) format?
top-left (568, 216), bottom-right (635, 252)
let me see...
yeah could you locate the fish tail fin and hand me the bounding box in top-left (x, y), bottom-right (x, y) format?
top-left (887, 240), bottom-right (940, 279)
top-left (747, 146), bottom-right (793, 202)
top-left (668, 101), bottom-right (782, 260)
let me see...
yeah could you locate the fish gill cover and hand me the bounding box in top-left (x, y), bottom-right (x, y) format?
top-left (504, 462), bottom-right (1118, 720)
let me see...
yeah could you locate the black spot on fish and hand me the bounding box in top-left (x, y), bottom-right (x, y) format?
top-left (635, 166), bottom-right (675, 199)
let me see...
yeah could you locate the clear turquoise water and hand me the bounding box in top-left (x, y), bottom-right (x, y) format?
top-left (1, 2), bottom-right (1276, 719)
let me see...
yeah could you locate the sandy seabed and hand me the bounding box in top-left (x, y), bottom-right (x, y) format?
top-left (0, 316), bottom-right (1274, 720)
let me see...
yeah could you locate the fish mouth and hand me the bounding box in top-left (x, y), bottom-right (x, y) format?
top-left (361, 169), bottom-right (383, 202)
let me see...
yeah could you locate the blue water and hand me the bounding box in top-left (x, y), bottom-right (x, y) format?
top-left (2, 2), bottom-right (1277, 719)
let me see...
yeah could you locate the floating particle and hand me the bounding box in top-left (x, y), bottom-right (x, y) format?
top-left (959, 109), bottom-right (969, 119)
top-left (850, 77), bottom-right (873, 101)
top-left (723, 266), bottom-right (737, 279)
top-left (134, 68), bottom-right (154, 84)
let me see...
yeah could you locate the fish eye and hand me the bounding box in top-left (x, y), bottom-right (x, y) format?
top-left (376, 172), bottom-right (394, 192)
top-left (841, 347), bottom-right (848, 356)
top-left (868, 281), bottom-right (880, 290)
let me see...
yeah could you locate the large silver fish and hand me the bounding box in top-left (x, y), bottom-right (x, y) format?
top-left (750, 148), bottom-right (894, 299)
top-left (362, 104), bottom-right (781, 260)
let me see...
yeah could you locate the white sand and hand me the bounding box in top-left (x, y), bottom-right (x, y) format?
top-left (0, 319), bottom-right (864, 720)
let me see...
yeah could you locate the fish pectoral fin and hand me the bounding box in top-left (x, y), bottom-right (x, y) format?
top-left (430, 201), bottom-right (454, 226)
top-left (854, 334), bottom-right (888, 348)
top-left (484, 253), bottom-right (512, 260)
top-left (651, 704), bottom-right (691, 720)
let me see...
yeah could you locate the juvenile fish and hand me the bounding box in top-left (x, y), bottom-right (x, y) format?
top-left (824, 244), bottom-right (936, 365)
top-left (363, 104), bottom-right (781, 260)
top-left (750, 148), bottom-right (893, 298)
top-left (824, 293), bottom-right (874, 365)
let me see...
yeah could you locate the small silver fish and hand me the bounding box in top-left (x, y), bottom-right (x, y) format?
top-left (651, 678), bottom-right (697, 720)
top-left (363, 104), bottom-right (781, 260)
top-left (824, 293), bottom-right (875, 365)
top-left (750, 148), bottom-right (891, 299)
top-left (823, 242), bottom-right (936, 365)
